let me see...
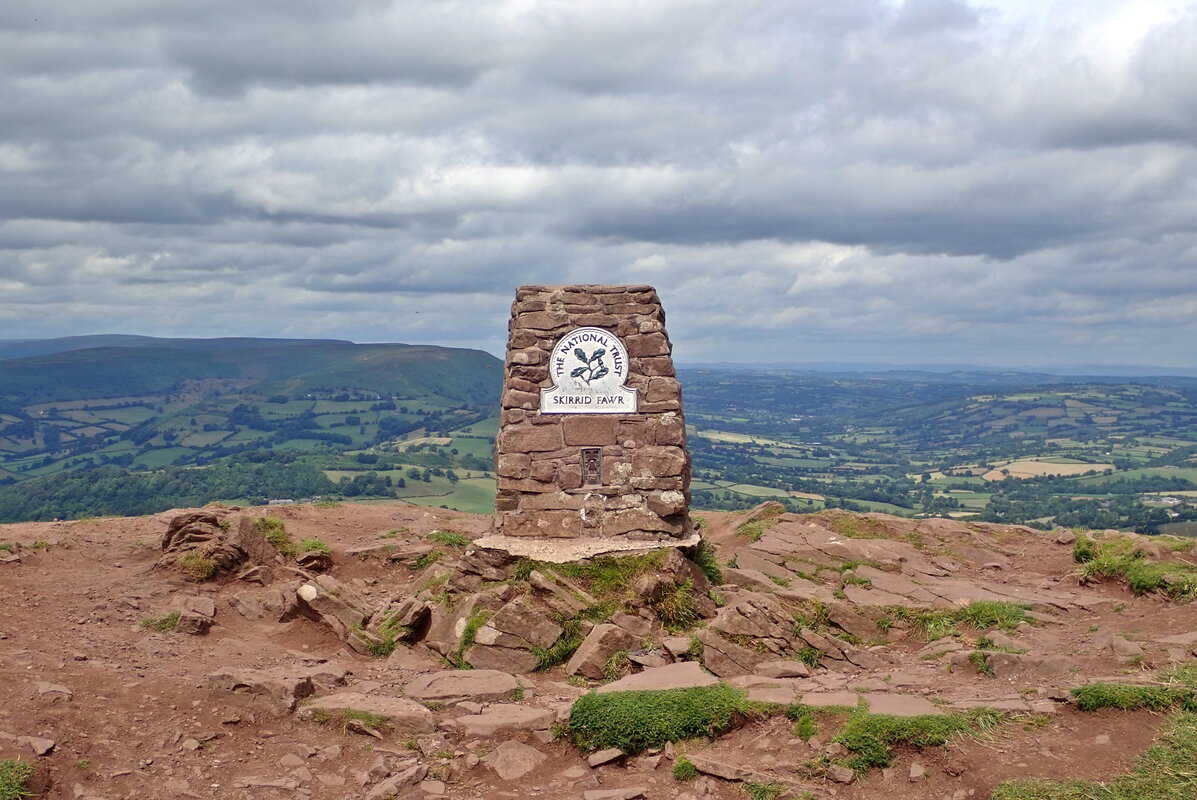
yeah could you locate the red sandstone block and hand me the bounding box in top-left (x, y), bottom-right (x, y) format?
top-left (501, 389), bottom-right (538, 409)
top-left (562, 416), bottom-right (619, 446)
top-left (499, 424), bottom-right (563, 453)
top-left (513, 311), bottom-right (569, 330)
top-left (626, 332), bottom-right (669, 358)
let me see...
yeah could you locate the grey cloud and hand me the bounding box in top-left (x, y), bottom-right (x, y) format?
top-left (0, 0), bottom-right (1195, 369)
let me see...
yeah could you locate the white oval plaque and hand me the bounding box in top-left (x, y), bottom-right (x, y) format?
top-left (540, 327), bottom-right (638, 414)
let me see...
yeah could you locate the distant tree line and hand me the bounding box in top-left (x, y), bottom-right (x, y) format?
top-left (0, 453), bottom-right (336, 522)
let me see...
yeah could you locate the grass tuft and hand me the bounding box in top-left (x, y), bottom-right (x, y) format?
top-left (177, 550), bottom-right (218, 581)
top-left (991, 710), bottom-right (1197, 800)
top-left (672, 755), bottom-right (697, 781)
top-left (449, 609), bottom-right (492, 668)
top-left (1072, 682), bottom-right (1196, 713)
top-left (297, 538), bottom-right (331, 556)
top-left (414, 550), bottom-right (443, 570)
top-left (969, 650), bottom-right (996, 678)
top-left (650, 578), bottom-right (701, 632)
top-left (255, 516), bottom-right (295, 557)
top-left (427, 530), bottom-right (471, 549)
top-left (1074, 533), bottom-right (1197, 600)
top-left (568, 684), bottom-right (746, 754)
top-left (140, 611), bottom-right (181, 632)
top-left (833, 708), bottom-right (1004, 773)
top-left (691, 539), bottom-right (723, 585)
top-left (0, 759), bottom-right (34, 800)
top-left (888, 600), bottom-right (1030, 641)
top-left (743, 781), bottom-right (787, 800)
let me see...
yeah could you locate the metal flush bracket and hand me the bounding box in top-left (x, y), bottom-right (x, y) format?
top-left (581, 448), bottom-right (603, 486)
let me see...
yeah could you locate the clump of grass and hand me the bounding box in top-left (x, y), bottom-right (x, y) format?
top-left (551, 550), bottom-right (667, 597)
top-left (533, 621), bottom-right (585, 670)
top-left (1074, 533), bottom-right (1197, 600)
top-left (297, 538), bottom-right (331, 556)
top-left (427, 531), bottom-right (470, 549)
top-left (787, 706), bottom-right (818, 740)
top-left (792, 599), bottom-right (831, 630)
top-left (954, 600), bottom-right (1030, 630)
top-left (255, 516), bottom-right (295, 557)
top-left (414, 550), bottom-right (443, 570)
top-left (1072, 683), bottom-right (1197, 712)
top-left (603, 650), bottom-right (632, 682)
top-left (449, 609), bottom-right (493, 668)
top-left (651, 579), bottom-right (701, 632)
top-left (0, 543), bottom-right (15, 553)
top-left (969, 650), bottom-right (996, 678)
top-left (0, 759), bottom-right (35, 800)
top-left (140, 611), bottom-right (181, 632)
top-left (339, 709), bottom-right (388, 732)
top-left (365, 610), bottom-right (411, 658)
top-left (672, 755), bottom-right (697, 781)
top-left (811, 510), bottom-right (889, 540)
top-left (568, 684), bottom-right (746, 754)
top-left (306, 706), bottom-right (389, 733)
top-left (991, 710), bottom-right (1197, 800)
top-left (888, 601), bottom-right (1030, 641)
top-left (30, 541), bottom-right (51, 551)
top-left (834, 708), bottom-right (1003, 773)
top-left (798, 646), bottom-right (823, 669)
top-left (743, 781), bottom-right (787, 800)
top-left (314, 500), bottom-right (341, 508)
top-left (735, 520), bottom-right (774, 542)
top-left (691, 539), bottom-right (723, 585)
top-left (177, 550), bottom-right (218, 581)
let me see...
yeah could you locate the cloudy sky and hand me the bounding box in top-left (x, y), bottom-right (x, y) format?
top-left (2, 1), bottom-right (1195, 368)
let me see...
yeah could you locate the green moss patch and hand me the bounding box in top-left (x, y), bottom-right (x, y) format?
top-left (569, 684), bottom-right (746, 753)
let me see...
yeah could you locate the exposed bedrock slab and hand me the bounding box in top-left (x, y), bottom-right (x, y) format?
top-left (596, 661), bottom-right (719, 693)
top-left (403, 669), bottom-right (521, 704)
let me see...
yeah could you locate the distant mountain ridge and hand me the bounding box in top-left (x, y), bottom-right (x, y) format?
top-left (0, 338), bottom-right (501, 406)
top-left (0, 334), bottom-right (354, 360)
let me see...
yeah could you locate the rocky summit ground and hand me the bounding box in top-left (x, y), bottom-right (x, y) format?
top-left (1, 501), bottom-right (1196, 800)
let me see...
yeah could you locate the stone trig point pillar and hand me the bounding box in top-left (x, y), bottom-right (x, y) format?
top-left (477, 284), bottom-right (697, 561)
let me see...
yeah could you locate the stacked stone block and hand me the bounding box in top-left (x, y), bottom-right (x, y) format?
top-left (494, 284), bottom-right (691, 542)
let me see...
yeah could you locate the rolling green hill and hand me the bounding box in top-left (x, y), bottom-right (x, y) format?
top-left (2, 338), bottom-right (1195, 534)
top-left (0, 337), bottom-right (503, 520)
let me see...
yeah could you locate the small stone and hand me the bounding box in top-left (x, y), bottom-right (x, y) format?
top-left (20, 736), bottom-right (55, 756)
top-left (582, 789), bottom-right (647, 800)
top-left (588, 747), bottom-right (624, 767)
top-left (279, 754), bottom-right (305, 767)
top-left (482, 740), bottom-right (546, 781)
top-left (827, 764), bottom-right (855, 784)
top-left (910, 762), bottom-right (926, 781)
top-left (35, 681), bottom-right (73, 700)
top-left (1094, 734), bottom-right (1111, 745)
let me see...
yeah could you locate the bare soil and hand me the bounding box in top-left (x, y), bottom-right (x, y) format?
top-left (0, 503), bottom-right (1194, 800)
